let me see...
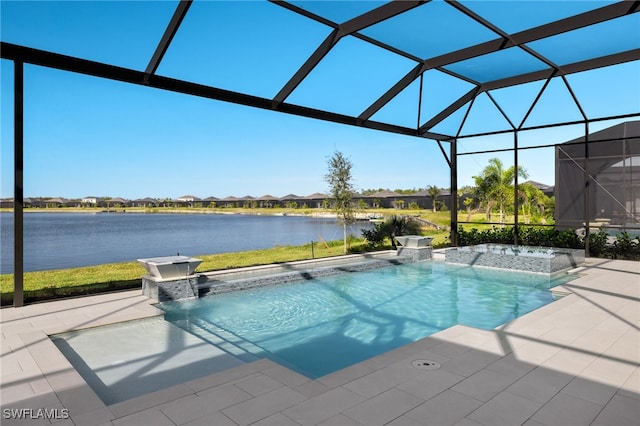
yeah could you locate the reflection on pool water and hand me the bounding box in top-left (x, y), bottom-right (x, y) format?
top-left (160, 261), bottom-right (576, 379)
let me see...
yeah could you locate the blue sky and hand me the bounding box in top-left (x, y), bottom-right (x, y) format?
top-left (1, 1), bottom-right (638, 200)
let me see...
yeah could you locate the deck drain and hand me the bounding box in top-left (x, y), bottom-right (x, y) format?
top-left (411, 359), bottom-right (440, 370)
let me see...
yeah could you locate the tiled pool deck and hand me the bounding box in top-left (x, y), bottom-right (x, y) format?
top-left (1, 257), bottom-right (638, 425)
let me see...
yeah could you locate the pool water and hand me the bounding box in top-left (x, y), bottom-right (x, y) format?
top-left (160, 261), bottom-right (575, 379)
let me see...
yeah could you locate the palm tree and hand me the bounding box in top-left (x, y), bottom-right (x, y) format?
top-left (518, 182), bottom-right (549, 224)
top-left (474, 158), bottom-right (528, 224)
top-left (473, 174), bottom-right (497, 221)
top-left (427, 185), bottom-right (440, 213)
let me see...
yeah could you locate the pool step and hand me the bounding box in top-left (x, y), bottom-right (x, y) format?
top-left (172, 318), bottom-right (262, 363)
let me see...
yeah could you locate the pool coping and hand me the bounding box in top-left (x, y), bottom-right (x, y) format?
top-left (1, 256), bottom-right (638, 425)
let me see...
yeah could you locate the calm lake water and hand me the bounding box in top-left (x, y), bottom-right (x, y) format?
top-left (0, 213), bottom-right (371, 273)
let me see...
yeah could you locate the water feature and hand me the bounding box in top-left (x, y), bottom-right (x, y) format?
top-left (137, 255), bottom-right (203, 280)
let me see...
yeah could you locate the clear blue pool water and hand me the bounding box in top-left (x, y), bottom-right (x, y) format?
top-left (160, 261), bottom-right (576, 379)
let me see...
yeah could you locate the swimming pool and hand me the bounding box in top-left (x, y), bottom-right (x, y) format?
top-left (160, 261), bottom-right (575, 379)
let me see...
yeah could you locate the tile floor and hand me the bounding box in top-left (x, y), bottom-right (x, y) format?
top-left (1, 257), bottom-right (638, 425)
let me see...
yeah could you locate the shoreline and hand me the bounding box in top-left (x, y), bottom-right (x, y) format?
top-left (0, 208), bottom-right (390, 220)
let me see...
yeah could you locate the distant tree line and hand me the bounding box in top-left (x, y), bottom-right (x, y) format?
top-left (359, 187), bottom-right (450, 196)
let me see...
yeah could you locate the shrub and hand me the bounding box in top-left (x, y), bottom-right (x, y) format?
top-left (458, 226), bottom-right (583, 248)
top-left (361, 226), bottom-right (386, 247)
top-left (457, 226), bottom-right (480, 246)
top-left (362, 215), bottom-right (422, 249)
top-left (612, 231), bottom-right (640, 260)
top-left (588, 228), bottom-right (610, 257)
top-left (551, 229), bottom-right (584, 249)
top-left (456, 225), bottom-right (639, 260)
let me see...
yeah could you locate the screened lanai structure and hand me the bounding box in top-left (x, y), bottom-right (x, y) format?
top-left (1, 0), bottom-right (639, 306)
top-left (556, 121), bottom-right (640, 231)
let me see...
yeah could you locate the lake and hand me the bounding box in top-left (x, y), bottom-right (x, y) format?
top-left (0, 212), bottom-right (371, 273)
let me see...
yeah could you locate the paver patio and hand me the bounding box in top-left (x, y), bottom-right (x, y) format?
top-left (1, 257), bottom-right (638, 425)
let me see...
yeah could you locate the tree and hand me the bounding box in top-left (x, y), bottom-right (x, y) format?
top-left (427, 185), bottom-right (440, 213)
top-left (518, 182), bottom-right (541, 224)
top-left (325, 151), bottom-right (355, 254)
top-left (463, 197), bottom-right (474, 221)
top-left (473, 158), bottom-right (528, 224)
top-left (472, 175), bottom-right (496, 221)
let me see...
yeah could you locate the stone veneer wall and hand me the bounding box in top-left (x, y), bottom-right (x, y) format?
top-left (445, 245), bottom-right (585, 273)
top-left (396, 247), bottom-right (432, 262)
top-left (200, 256), bottom-right (416, 297)
top-left (142, 276), bottom-right (201, 302)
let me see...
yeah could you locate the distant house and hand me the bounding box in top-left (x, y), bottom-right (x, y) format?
top-left (0, 198), bottom-right (35, 208)
top-left (44, 197), bottom-right (67, 208)
top-left (109, 197), bottom-right (128, 206)
top-left (82, 196), bottom-right (98, 205)
top-left (220, 196), bottom-right (241, 208)
top-left (408, 190), bottom-right (432, 210)
top-left (15, 190), bottom-right (478, 212)
top-left (522, 180), bottom-right (554, 198)
top-left (364, 190), bottom-right (403, 208)
top-left (256, 194), bottom-right (278, 208)
top-left (134, 198), bottom-right (157, 208)
top-left (175, 195), bottom-right (201, 207)
top-left (177, 195), bottom-right (200, 202)
top-left (202, 196), bottom-right (219, 207)
top-left (238, 195), bottom-right (256, 207)
top-left (304, 193), bottom-right (329, 208)
top-left (280, 194), bottom-right (301, 208)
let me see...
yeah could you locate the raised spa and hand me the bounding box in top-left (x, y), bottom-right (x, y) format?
top-left (445, 244), bottom-right (585, 273)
